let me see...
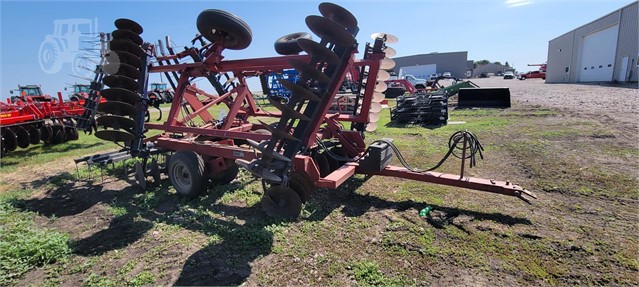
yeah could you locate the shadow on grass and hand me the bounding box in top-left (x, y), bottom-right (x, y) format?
top-left (11, 168), bottom-right (531, 285)
top-left (0, 142), bottom-right (105, 168)
top-left (384, 120), bottom-right (445, 130)
top-left (10, 170), bottom-right (279, 285)
top-left (304, 176), bottom-right (532, 227)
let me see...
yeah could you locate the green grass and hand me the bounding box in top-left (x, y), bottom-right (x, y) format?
top-left (0, 200), bottom-right (72, 285)
top-left (351, 259), bottom-right (409, 286)
top-left (1, 101), bottom-right (637, 286)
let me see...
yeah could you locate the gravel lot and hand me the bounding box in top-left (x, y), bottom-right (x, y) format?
top-left (466, 77), bottom-right (639, 135)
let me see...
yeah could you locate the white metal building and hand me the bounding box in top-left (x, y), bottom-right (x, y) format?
top-left (546, 1), bottom-right (638, 83)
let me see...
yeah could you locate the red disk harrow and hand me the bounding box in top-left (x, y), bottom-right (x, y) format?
top-left (77, 2), bottom-right (536, 218)
top-left (1, 85), bottom-right (86, 155)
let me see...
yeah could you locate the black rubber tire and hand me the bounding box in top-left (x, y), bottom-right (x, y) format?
top-left (168, 151), bottom-right (209, 198)
top-left (196, 9), bottom-right (252, 50)
top-left (274, 32), bottom-right (312, 55)
top-left (210, 163), bottom-right (239, 185)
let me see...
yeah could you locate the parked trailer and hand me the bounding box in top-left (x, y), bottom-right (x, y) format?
top-left (77, 3), bottom-right (535, 219)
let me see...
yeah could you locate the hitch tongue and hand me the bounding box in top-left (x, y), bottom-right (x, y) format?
top-left (514, 188), bottom-right (537, 204)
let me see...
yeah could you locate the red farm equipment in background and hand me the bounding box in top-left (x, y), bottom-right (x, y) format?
top-left (1, 85), bottom-right (87, 155)
top-left (75, 3), bottom-right (536, 219)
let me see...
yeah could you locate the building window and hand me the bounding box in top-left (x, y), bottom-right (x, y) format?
top-left (599, 65), bottom-right (603, 68)
top-left (608, 64), bottom-right (612, 67)
top-left (565, 66), bottom-right (570, 73)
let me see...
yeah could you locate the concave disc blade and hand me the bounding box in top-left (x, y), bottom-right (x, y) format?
top-left (106, 50), bottom-right (142, 68)
top-left (384, 46), bottom-right (397, 57)
top-left (288, 59), bottom-right (330, 84)
top-left (109, 39), bottom-right (144, 57)
top-left (268, 98), bottom-right (310, 121)
top-left (376, 70), bottom-right (390, 81)
top-left (297, 38), bottom-right (340, 65)
top-left (369, 112), bottom-right (380, 123)
top-left (374, 81), bottom-right (388, 93)
top-left (305, 15), bottom-right (355, 47)
top-left (277, 79), bottom-right (321, 101)
top-left (289, 172), bottom-right (312, 203)
top-left (14, 126), bottom-right (30, 148)
top-left (95, 129), bottom-right (135, 142)
top-left (365, 122), bottom-right (378, 132)
top-left (96, 115), bottom-right (136, 131)
top-left (40, 125), bottom-right (52, 144)
top-left (103, 62), bottom-right (140, 80)
top-left (370, 102), bottom-right (383, 113)
top-left (112, 29), bottom-right (143, 45)
top-left (100, 88), bottom-right (139, 105)
top-left (2, 128), bottom-right (17, 151)
top-left (114, 18), bottom-right (143, 35)
top-left (312, 152), bottom-right (332, 177)
top-left (371, 32), bottom-right (399, 44)
top-left (372, 92), bottom-right (385, 103)
top-left (257, 120), bottom-right (299, 141)
top-left (103, 75), bottom-right (138, 91)
top-left (260, 185), bottom-right (302, 219)
top-left (27, 125), bottom-right (41, 144)
top-left (380, 57), bottom-right (396, 70)
top-left (97, 101), bottom-right (137, 117)
top-left (318, 2), bottom-right (358, 29)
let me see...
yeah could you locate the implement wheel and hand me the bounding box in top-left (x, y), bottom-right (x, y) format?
top-left (168, 151), bottom-right (209, 198)
top-left (274, 32), bottom-right (312, 55)
top-left (196, 9), bottom-right (252, 50)
top-left (261, 185), bottom-right (302, 219)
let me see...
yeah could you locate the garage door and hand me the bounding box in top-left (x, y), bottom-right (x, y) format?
top-left (578, 25), bottom-right (618, 82)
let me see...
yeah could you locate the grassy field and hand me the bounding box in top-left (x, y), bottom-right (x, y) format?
top-left (0, 101), bottom-right (637, 286)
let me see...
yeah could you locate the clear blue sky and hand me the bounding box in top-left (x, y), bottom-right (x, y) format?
top-left (0, 0), bottom-right (633, 99)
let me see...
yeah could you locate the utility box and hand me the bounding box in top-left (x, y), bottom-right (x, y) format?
top-left (457, 87), bottom-right (511, 108)
top-left (357, 138), bottom-right (394, 173)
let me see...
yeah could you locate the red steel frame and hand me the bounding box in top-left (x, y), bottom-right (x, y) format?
top-left (1, 92), bottom-right (85, 127)
top-left (141, 41), bottom-right (535, 202)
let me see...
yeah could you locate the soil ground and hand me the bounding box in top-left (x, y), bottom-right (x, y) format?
top-left (1, 77), bottom-right (637, 286)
